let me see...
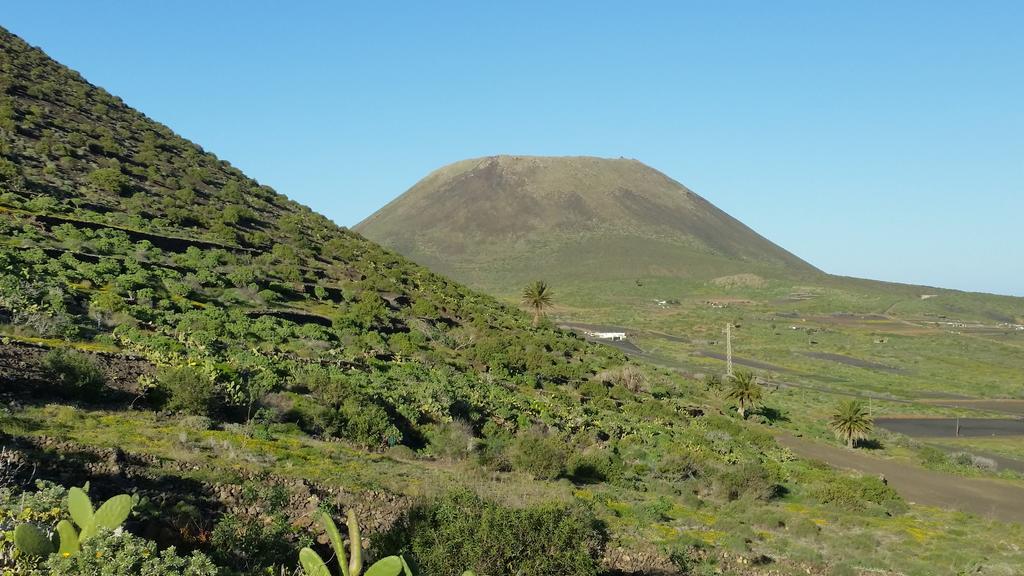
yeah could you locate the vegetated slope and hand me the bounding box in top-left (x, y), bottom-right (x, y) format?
top-left (3, 27), bottom-right (1024, 576)
top-left (356, 155), bottom-right (821, 291)
top-left (0, 26), bottom-right (625, 393)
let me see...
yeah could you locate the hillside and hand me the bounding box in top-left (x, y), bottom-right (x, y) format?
top-left (356, 155), bottom-right (821, 292)
top-left (2, 26), bottom-right (1023, 576)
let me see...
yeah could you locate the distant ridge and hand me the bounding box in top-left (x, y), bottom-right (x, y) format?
top-left (357, 155), bottom-right (820, 292)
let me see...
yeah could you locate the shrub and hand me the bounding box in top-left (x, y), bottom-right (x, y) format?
top-left (46, 528), bottom-right (217, 576)
top-left (86, 167), bottom-right (129, 195)
top-left (177, 414), bottom-right (213, 431)
top-left (340, 400), bottom-right (402, 449)
top-left (210, 512), bottom-right (295, 574)
top-left (476, 424), bottom-right (514, 472)
top-left (568, 450), bottom-right (624, 484)
top-left (42, 348), bottom-right (105, 398)
top-left (595, 364), bottom-right (647, 393)
top-left (426, 420), bottom-right (477, 461)
top-left (706, 462), bottom-right (780, 502)
top-left (287, 394), bottom-right (343, 436)
top-left (159, 366), bottom-right (216, 416)
top-left (210, 478), bottom-right (298, 574)
top-left (578, 380), bottom-right (608, 399)
top-left (395, 490), bottom-right (607, 576)
top-left (809, 474), bottom-right (906, 515)
top-left (949, 451), bottom-right (998, 471)
top-left (655, 450), bottom-right (703, 482)
top-left (511, 429), bottom-right (568, 480)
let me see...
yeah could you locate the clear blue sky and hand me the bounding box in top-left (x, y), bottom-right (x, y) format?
top-left (4, 2), bottom-right (1022, 296)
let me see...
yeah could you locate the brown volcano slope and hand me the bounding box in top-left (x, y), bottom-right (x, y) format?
top-left (356, 155), bottom-right (820, 292)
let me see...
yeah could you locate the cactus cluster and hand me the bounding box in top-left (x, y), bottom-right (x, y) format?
top-left (298, 510), bottom-right (407, 576)
top-left (11, 483), bottom-right (134, 559)
top-left (298, 510), bottom-right (475, 576)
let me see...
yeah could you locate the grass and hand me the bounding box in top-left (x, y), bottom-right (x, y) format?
top-left (5, 403), bottom-right (1024, 574)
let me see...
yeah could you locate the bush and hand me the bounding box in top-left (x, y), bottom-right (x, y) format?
top-left (395, 489), bottom-right (607, 576)
top-left (476, 423), bottom-right (514, 472)
top-left (595, 365), bottom-right (648, 394)
top-left (42, 348), bottom-right (105, 398)
top-left (809, 474), bottom-right (906, 515)
top-left (706, 462), bottom-right (781, 502)
top-left (568, 450), bottom-right (624, 484)
top-left (949, 451), bottom-right (998, 471)
top-left (655, 450), bottom-right (703, 482)
top-left (426, 420), bottom-right (477, 461)
top-left (578, 380), bottom-right (608, 399)
top-left (159, 366), bottom-right (216, 416)
top-left (287, 394), bottom-right (343, 436)
top-left (209, 478), bottom-right (298, 574)
top-left (46, 528), bottom-right (217, 576)
top-left (86, 167), bottom-right (129, 195)
top-left (511, 429), bottom-right (568, 480)
top-left (210, 512), bottom-right (295, 574)
top-left (339, 399), bottom-right (402, 449)
top-left (178, 414), bottom-right (213, 431)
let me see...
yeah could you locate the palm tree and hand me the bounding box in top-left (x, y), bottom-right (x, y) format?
top-left (830, 400), bottom-right (873, 449)
top-left (521, 280), bottom-right (553, 327)
top-left (725, 371), bottom-right (762, 419)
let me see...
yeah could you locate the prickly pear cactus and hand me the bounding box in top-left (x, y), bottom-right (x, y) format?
top-left (56, 519), bottom-right (79, 556)
top-left (65, 485), bottom-right (134, 543)
top-left (93, 494), bottom-right (133, 531)
top-left (13, 523), bottom-right (55, 557)
top-left (299, 547), bottom-right (332, 576)
top-left (321, 511), bottom-right (349, 576)
top-left (363, 556), bottom-right (403, 576)
top-left (67, 486), bottom-right (94, 530)
top-left (298, 510), bottom-right (416, 576)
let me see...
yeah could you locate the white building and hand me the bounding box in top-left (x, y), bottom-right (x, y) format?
top-left (589, 331), bottom-right (626, 341)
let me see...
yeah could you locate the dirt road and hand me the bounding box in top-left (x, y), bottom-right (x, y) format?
top-left (776, 433), bottom-right (1024, 524)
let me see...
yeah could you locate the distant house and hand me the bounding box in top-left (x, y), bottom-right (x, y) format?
top-left (589, 331), bottom-right (627, 341)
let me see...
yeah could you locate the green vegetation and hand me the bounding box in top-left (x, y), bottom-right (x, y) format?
top-left (2, 480), bottom-right (216, 576)
top-left (396, 490), bottom-right (604, 576)
top-left (11, 482), bottom-right (134, 560)
top-left (158, 366), bottom-right (216, 416)
top-left (521, 280), bottom-right (553, 327)
top-left (2, 24), bottom-right (1024, 576)
top-left (41, 349), bottom-right (105, 398)
top-left (299, 510), bottom-right (410, 576)
top-left (829, 400), bottom-right (874, 449)
top-left (725, 371), bottom-right (762, 419)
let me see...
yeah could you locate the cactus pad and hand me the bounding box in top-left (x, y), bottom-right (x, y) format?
top-left (13, 524), bottom-right (55, 557)
top-left (364, 556), bottom-right (403, 576)
top-left (299, 547), bottom-right (332, 576)
top-left (94, 494), bottom-right (133, 530)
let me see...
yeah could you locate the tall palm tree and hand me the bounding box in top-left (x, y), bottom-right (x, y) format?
top-left (830, 400), bottom-right (873, 449)
top-left (725, 371), bottom-right (762, 419)
top-left (521, 280), bottom-right (553, 327)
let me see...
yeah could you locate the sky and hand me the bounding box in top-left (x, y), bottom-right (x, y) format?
top-left (3, 2), bottom-right (1022, 296)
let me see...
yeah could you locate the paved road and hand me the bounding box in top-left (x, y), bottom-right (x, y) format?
top-left (776, 433), bottom-right (1024, 524)
top-left (875, 417), bottom-right (1024, 438)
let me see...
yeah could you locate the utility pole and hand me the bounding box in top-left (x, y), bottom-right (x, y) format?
top-left (725, 322), bottom-right (734, 378)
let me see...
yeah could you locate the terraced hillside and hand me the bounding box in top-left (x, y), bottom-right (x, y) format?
top-left (1, 26), bottom-right (1023, 576)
